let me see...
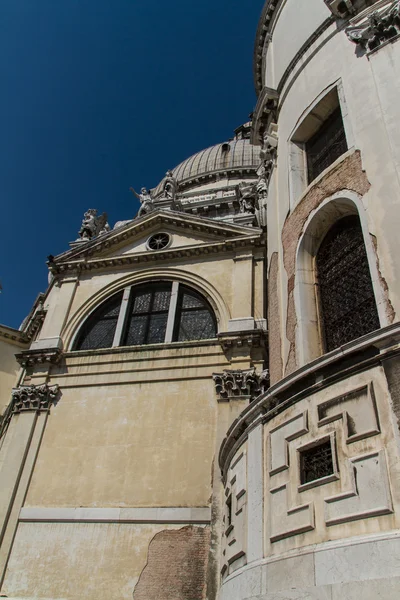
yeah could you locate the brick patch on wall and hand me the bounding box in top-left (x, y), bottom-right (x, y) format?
top-left (133, 525), bottom-right (210, 600)
top-left (268, 252), bottom-right (283, 385)
top-left (282, 151), bottom-right (370, 375)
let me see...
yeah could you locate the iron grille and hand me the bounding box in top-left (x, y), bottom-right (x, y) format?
top-left (73, 292), bottom-right (123, 350)
top-left (300, 440), bottom-right (334, 484)
top-left (175, 288), bottom-right (217, 342)
top-left (316, 215), bottom-right (380, 352)
top-left (123, 285), bottom-right (172, 346)
top-left (306, 107), bottom-right (348, 183)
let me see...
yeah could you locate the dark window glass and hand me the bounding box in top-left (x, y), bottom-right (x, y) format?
top-left (306, 107), bottom-right (348, 183)
top-left (73, 282), bottom-right (217, 351)
top-left (316, 215), bottom-right (380, 352)
top-left (73, 292), bottom-right (123, 350)
top-left (123, 284), bottom-right (171, 346)
top-left (175, 287), bottom-right (217, 342)
top-left (300, 441), bottom-right (334, 485)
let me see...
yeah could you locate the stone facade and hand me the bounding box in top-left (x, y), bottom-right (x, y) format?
top-left (2, 1), bottom-right (400, 599)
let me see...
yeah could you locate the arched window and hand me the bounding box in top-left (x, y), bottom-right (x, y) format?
top-left (73, 282), bottom-right (217, 351)
top-left (316, 215), bottom-right (380, 352)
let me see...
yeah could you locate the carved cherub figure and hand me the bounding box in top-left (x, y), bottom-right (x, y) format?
top-left (79, 209), bottom-right (98, 240)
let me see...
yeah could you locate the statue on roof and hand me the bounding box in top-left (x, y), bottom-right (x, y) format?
top-left (238, 182), bottom-right (257, 214)
top-left (130, 186), bottom-right (154, 217)
top-left (164, 170), bottom-right (177, 201)
top-left (78, 209), bottom-right (110, 241)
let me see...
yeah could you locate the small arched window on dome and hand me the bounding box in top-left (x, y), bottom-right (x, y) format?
top-left (316, 215), bottom-right (380, 352)
top-left (73, 282), bottom-right (217, 351)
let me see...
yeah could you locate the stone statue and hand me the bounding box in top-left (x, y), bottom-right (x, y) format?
top-left (238, 182), bottom-right (257, 214)
top-left (96, 213), bottom-right (110, 236)
top-left (346, 3), bottom-right (400, 51)
top-left (78, 209), bottom-right (110, 241)
top-left (164, 170), bottom-right (177, 200)
top-left (78, 209), bottom-right (98, 240)
top-left (130, 186), bottom-right (154, 217)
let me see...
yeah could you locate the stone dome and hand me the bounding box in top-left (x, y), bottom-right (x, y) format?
top-left (153, 123), bottom-right (259, 195)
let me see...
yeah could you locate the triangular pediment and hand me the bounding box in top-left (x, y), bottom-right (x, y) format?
top-left (51, 210), bottom-right (263, 272)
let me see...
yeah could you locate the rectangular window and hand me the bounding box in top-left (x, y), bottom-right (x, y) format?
top-left (306, 107), bottom-right (348, 184)
top-left (300, 439), bottom-right (334, 485)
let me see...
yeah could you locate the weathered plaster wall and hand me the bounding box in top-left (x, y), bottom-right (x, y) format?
top-left (265, 0), bottom-right (330, 89)
top-left (267, 252), bottom-right (283, 384)
top-left (25, 370), bottom-right (219, 508)
top-left (0, 339), bottom-right (20, 414)
top-left (263, 16), bottom-right (400, 372)
top-left (2, 522), bottom-right (186, 600)
top-left (281, 151), bottom-right (371, 374)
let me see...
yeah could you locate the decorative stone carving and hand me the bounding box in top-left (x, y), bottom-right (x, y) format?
top-left (269, 411), bottom-right (309, 475)
top-left (221, 450), bottom-right (247, 577)
top-left (317, 383), bottom-right (380, 443)
top-left (130, 187), bottom-right (154, 217)
top-left (78, 209), bottom-right (110, 241)
top-left (270, 483), bottom-right (315, 542)
top-left (237, 182), bottom-right (258, 215)
top-left (325, 450), bottom-right (393, 525)
top-left (213, 368), bottom-right (269, 401)
top-left (163, 170), bottom-right (178, 201)
top-left (15, 347), bottom-right (62, 367)
top-left (11, 383), bottom-right (60, 413)
top-left (346, 1), bottom-right (400, 51)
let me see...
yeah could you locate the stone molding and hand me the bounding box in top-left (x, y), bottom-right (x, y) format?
top-left (218, 322), bottom-right (400, 476)
top-left (217, 329), bottom-right (268, 353)
top-left (253, 1), bottom-right (280, 94)
top-left (18, 506), bottom-right (211, 524)
top-left (11, 383), bottom-right (60, 414)
top-left (15, 348), bottom-right (62, 367)
top-left (48, 210), bottom-right (264, 276)
top-left (213, 368), bottom-right (269, 402)
top-left (0, 324), bottom-right (28, 347)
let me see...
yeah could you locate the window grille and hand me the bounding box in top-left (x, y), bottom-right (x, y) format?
top-left (175, 288), bottom-right (217, 342)
top-left (316, 215), bottom-right (380, 352)
top-left (300, 440), bottom-right (334, 485)
top-left (73, 282), bottom-right (217, 350)
top-left (73, 292), bottom-right (123, 351)
top-left (306, 107), bottom-right (348, 183)
top-left (123, 285), bottom-right (171, 346)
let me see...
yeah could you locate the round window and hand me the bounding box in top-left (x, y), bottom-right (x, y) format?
top-left (147, 232), bottom-right (171, 251)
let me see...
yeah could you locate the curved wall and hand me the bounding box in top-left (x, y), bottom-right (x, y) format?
top-left (218, 325), bottom-right (400, 599)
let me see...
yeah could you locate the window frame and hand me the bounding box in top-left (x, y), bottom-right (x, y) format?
top-left (288, 82), bottom-right (354, 209)
top-left (72, 281), bottom-right (217, 351)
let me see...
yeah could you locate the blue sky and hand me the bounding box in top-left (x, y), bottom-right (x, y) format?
top-left (0, 0), bottom-right (264, 328)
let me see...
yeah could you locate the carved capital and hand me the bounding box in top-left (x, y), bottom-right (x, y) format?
top-left (213, 368), bottom-right (269, 402)
top-left (11, 383), bottom-right (60, 413)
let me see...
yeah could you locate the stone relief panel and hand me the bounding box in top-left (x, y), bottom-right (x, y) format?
top-left (265, 380), bottom-right (393, 549)
top-left (221, 449), bottom-right (247, 577)
top-left (325, 450), bottom-right (393, 525)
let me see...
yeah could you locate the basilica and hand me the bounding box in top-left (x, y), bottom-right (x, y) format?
top-left (1, 1), bottom-right (400, 598)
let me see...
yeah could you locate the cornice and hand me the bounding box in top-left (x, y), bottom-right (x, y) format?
top-left (49, 212), bottom-right (265, 276)
top-left (218, 322), bottom-right (400, 478)
top-left (52, 210), bottom-right (262, 266)
top-left (15, 347), bottom-right (63, 367)
top-left (253, 1), bottom-right (335, 97)
top-left (253, 1), bottom-right (282, 95)
top-left (0, 324), bottom-right (29, 347)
